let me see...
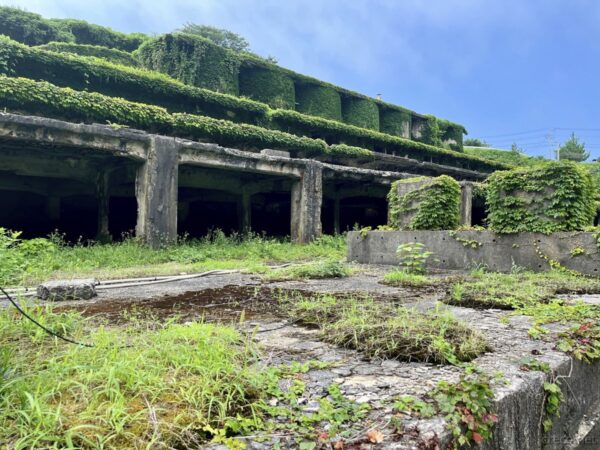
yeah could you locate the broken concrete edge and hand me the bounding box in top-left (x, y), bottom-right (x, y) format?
top-left (36, 278), bottom-right (98, 301)
top-left (347, 230), bottom-right (600, 277)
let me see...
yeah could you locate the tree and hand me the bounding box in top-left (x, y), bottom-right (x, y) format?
top-left (559, 133), bottom-right (590, 162)
top-left (511, 142), bottom-right (524, 154)
top-left (464, 138), bottom-right (489, 147)
top-left (178, 23), bottom-right (249, 52)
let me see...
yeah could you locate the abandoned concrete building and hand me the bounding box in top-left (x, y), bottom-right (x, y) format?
top-left (0, 21), bottom-right (508, 246)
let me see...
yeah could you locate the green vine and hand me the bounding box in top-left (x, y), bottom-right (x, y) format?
top-left (486, 162), bottom-right (596, 233)
top-left (388, 176), bottom-right (461, 230)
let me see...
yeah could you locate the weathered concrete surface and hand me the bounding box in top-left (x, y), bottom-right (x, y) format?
top-left (348, 230), bottom-right (600, 276)
top-left (291, 161), bottom-right (323, 243)
top-left (389, 177), bottom-right (432, 228)
top-left (37, 279), bottom-right (97, 300)
top-left (24, 269), bottom-right (600, 449)
top-left (135, 136), bottom-right (179, 248)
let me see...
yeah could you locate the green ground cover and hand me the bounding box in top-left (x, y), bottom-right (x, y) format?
top-left (0, 230), bottom-right (346, 287)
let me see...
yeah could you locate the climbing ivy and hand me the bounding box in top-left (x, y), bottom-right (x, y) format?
top-left (388, 176), bottom-right (461, 230)
top-left (379, 108), bottom-right (411, 138)
top-left (342, 96), bottom-right (379, 130)
top-left (239, 65), bottom-right (295, 109)
top-left (486, 162), bottom-right (597, 233)
top-left (295, 83), bottom-right (342, 120)
top-left (136, 33), bottom-right (241, 95)
top-left (36, 42), bottom-right (139, 67)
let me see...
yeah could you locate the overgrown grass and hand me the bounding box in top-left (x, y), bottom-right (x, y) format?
top-left (446, 270), bottom-right (600, 362)
top-left (0, 303), bottom-right (374, 448)
top-left (0, 229), bottom-right (346, 287)
top-left (447, 270), bottom-right (600, 310)
top-left (279, 292), bottom-right (488, 364)
top-left (264, 259), bottom-right (349, 281)
top-left (0, 306), bottom-right (279, 448)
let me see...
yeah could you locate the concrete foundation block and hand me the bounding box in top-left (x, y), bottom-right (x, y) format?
top-left (348, 230), bottom-right (600, 276)
top-left (37, 279), bottom-right (98, 301)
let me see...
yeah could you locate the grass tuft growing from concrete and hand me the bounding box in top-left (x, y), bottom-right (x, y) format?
top-left (280, 293), bottom-right (489, 364)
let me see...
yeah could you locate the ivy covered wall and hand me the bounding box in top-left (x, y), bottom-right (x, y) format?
top-left (388, 176), bottom-right (461, 230)
top-left (136, 33), bottom-right (241, 95)
top-left (486, 162), bottom-right (597, 233)
top-left (380, 108), bottom-right (411, 138)
top-left (342, 96), bottom-right (380, 131)
top-left (295, 83), bottom-right (342, 121)
top-left (36, 42), bottom-right (139, 67)
top-left (239, 66), bottom-right (295, 109)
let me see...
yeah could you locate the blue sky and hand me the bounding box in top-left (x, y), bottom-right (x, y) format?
top-left (2, 0), bottom-right (600, 160)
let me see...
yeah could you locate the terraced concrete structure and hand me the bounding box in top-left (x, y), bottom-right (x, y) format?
top-left (0, 11), bottom-right (507, 244)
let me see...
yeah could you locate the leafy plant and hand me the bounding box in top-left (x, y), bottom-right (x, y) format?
top-left (396, 243), bottom-right (434, 275)
top-left (388, 176), bottom-right (461, 230)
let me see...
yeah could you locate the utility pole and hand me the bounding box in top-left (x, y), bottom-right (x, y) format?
top-left (546, 128), bottom-right (559, 160)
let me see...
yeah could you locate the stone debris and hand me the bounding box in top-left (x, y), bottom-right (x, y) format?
top-left (36, 279), bottom-right (98, 301)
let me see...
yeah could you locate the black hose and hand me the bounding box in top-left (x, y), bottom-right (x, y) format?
top-left (0, 286), bottom-right (94, 348)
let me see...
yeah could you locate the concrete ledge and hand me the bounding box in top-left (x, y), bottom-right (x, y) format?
top-left (348, 230), bottom-right (600, 276)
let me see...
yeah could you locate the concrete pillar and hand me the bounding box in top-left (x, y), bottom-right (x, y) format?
top-left (333, 196), bottom-right (341, 235)
top-left (136, 136), bottom-right (179, 248)
top-left (96, 171), bottom-right (111, 243)
top-left (291, 161), bottom-right (322, 243)
top-left (45, 196), bottom-right (61, 221)
top-left (238, 191), bottom-right (252, 233)
top-left (460, 182), bottom-right (473, 227)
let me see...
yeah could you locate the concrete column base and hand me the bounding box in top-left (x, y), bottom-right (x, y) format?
top-left (291, 161), bottom-right (323, 243)
top-left (135, 136), bottom-right (179, 248)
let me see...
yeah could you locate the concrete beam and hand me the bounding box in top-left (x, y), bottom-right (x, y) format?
top-left (135, 136), bottom-right (178, 248)
top-left (291, 161), bottom-right (323, 243)
top-left (178, 141), bottom-right (304, 178)
top-left (0, 113), bottom-right (148, 160)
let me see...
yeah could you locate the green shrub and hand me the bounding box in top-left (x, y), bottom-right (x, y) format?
top-left (0, 7), bottom-right (73, 45)
top-left (388, 176), bottom-right (461, 230)
top-left (36, 42), bottom-right (139, 67)
top-left (136, 33), bottom-right (240, 95)
top-left (0, 36), bottom-right (266, 123)
top-left (49, 18), bottom-right (147, 51)
top-left (486, 161), bottom-right (597, 233)
top-left (379, 108), bottom-right (411, 137)
top-left (239, 66), bottom-right (295, 109)
top-left (342, 96), bottom-right (379, 130)
top-left (295, 83), bottom-right (342, 121)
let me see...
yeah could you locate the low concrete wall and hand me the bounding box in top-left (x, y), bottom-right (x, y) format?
top-left (348, 230), bottom-right (600, 276)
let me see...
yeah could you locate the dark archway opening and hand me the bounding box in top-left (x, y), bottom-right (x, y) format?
top-left (339, 196), bottom-right (388, 231)
top-left (251, 192), bottom-right (291, 237)
top-left (472, 197), bottom-right (487, 227)
top-left (109, 196), bottom-right (138, 239)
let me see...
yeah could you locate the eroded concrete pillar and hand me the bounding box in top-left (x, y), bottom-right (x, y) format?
top-left (136, 136), bottom-right (179, 248)
top-left (238, 191), bottom-right (252, 233)
top-left (460, 182), bottom-right (473, 227)
top-left (96, 171), bottom-right (111, 243)
top-left (291, 161), bottom-right (322, 243)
